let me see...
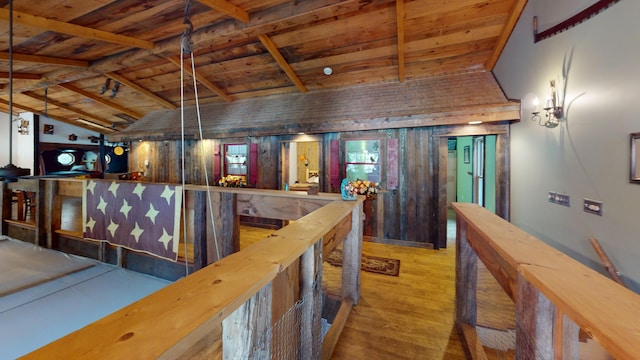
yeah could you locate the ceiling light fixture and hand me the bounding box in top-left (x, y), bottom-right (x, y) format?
top-left (468, 121), bottom-right (483, 125)
top-left (323, 67), bottom-right (333, 76)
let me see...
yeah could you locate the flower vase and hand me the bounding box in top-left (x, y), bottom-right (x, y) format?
top-left (340, 178), bottom-right (357, 200)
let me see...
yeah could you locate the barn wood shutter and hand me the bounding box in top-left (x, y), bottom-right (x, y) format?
top-left (330, 139), bottom-right (340, 191)
top-left (387, 137), bottom-right (398, 190)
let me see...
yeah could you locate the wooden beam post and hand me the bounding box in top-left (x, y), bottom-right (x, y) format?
top-left (206, 190), bottom-right (238, 264)
top-left (0, 181), bottom-right (10, 235)
top-left (300, 240), bottom-right (323, 358)
top-left (45, 179), bottom-right (61, 249)
top-left (455, 216), bottom-right (477, 327)
top-left (342, 201), bottom-right (363, 304)
top-left (222, 283), bottom-right (272, 359)
top-left (516, 273), bottom-right (555, 359)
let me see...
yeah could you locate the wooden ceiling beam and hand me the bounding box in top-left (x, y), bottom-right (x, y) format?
top-left (485, 0), bottom-right (527, 70)
top-left (396, 0), bottom-right (406, 82)
top-left (0, 9), bottom-right (155, 50)
top-left (106, 72), bottom-right (177, 110)
top-left (0, 97), bottom-right (116, 133)
top-left (0, 52), bottom-right (89, 68)
top-left (198, 0), bottom-right (249, 23)
top-left (0, 72), bottom-right (42, 80)
top-left (22, 91), bottom-right (114, 127)
top-left (258, 34), bottom-right (307, 93)
top-left (167, 56), bottom-right (233, 103)
top-left (58, 83), bottom-right (143, 120)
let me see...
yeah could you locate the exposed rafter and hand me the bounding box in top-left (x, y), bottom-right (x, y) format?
top-left (0, 98), bottom-right (116, 133)
top-left (396, 0), bottom-right (405, 82)
top-left (22, 91), bottom-right (114, 127)
top-left (198, 0), bottom-right (250, 23)
top-left (106, 72), bottom-right (177, 109)
top-left (0, 9), bottom-right (155, 50)
top-left (58, 83), bottom-right (143, 120)
top-left (0, 72), bottom-right (41, 80)
top-left (0, 52), bottom-right (89, 67)
top-left (258, 34), bottom-right (307, 93)
top-left (167, 56), bottom-right (233, 102)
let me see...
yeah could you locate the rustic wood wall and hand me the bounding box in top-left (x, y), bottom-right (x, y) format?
top-left (128, 125), bottom-right (500, 247)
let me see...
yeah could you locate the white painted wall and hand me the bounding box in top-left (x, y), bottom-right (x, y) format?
top-left (1, 114), bottom-right (101, 175)
top-left (494, 0), bottom-right (640, 291)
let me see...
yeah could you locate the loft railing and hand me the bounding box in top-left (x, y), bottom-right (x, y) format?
top-left (453, 202), bottom-right (640, 359)
top-left (1, 178), bottom-right (363, 359)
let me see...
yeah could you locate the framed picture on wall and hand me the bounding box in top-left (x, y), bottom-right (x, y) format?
top-left (464, 146), bottom-right (471, 164)
top-left (44, 124), bottom-right (54, 134)
top-left (631, 132), bottom-right (640, 183)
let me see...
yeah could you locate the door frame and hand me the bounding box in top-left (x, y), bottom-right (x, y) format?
top-left (432, 124), bottom-right (510, 249)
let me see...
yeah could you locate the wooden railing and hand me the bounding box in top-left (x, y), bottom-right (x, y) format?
top-left (1, 178), bottom-right (363, 359)
top-left (453, 202), bottom-right (640, 359)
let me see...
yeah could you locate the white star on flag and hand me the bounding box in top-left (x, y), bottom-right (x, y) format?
top-left (108, 182), bottom-right (120, 197)
top-left (161, 185), bottom-right (175, 205)
top-left (158, 228), bottom-right (172, 250)
top-left (86, 181), bottom-right (96, 195)
top-left (120, 199), bottom-right (132, 219)
top-left (86, 217), bottom-right (96, 232)
top-left (107, 220), bottom-right (119, 237)
top-left (132, 183), bottom-right (146, 200)
top-left (97, 197), bottom-right (108, 215)
top-left (146, 203), bottom-right (159, 224)
top-left (131, 222), bottom-right (144, 243)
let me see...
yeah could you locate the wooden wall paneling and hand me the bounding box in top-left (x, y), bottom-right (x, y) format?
top-left (417, 127), bottom-right (432, 245)
top-left (494, 131), bottom-right (510, 221)
top-left (396, 128), bottom-right (408, 240)
top-left (404, 129), bottom-right (418, 242)
top-left (435, 135), bottom-right (449, 249)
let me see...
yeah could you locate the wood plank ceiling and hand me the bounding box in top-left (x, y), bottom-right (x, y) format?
top-left (0, 0), bottom-right (526, 134)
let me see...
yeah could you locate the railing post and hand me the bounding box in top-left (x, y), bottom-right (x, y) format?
top-left (516, 274), bottom-right (554, 359)
top-left (300, 239), bottom-right (323, 359)
top-left (0, 181), bottom-right (9, 235)
top-left (222, 283), bottom-right (273, 359)
top-left (342, 201), bottom-right (363, 304)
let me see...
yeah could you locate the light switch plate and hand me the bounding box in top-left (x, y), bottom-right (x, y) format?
top-left (584, 198), bottom-right (603, 216)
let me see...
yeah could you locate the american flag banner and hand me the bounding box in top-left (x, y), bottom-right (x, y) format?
top-left (82, 179), bottom-right (183, 261)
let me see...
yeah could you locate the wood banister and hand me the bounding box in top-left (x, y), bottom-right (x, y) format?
top-left (453, 202), bottom-right (640, 359)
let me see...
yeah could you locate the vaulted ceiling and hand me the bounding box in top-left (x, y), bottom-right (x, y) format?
top-left (0, 0), bottom-right (526, 134)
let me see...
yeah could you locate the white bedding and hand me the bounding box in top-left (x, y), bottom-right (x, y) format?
top-left (0, 236), bottom-right (171, 359)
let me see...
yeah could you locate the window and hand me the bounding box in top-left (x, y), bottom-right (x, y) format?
top-left (224, 144), bottom-right (248, 176)
top-left (344, 139), bottom-right (380, 183)
top-left (56, 152), bottom-right (75, 166)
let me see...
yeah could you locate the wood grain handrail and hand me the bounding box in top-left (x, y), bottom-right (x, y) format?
top-left (452, 202), bottom-right (640, 359)
top-left (23, 197), bottom-right (363, 359)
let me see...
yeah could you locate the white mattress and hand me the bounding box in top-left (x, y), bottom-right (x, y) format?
top-left (0, 236), bottom-right (171, 359)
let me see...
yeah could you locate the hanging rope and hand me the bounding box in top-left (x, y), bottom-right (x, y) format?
top-left (179, 0), bottom-right (221, 276)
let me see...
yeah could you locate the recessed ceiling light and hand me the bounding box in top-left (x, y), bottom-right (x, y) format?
top-left (323, 67), bottom-right (333, 76)
top-left (468, 121), bottom-right (483, 125)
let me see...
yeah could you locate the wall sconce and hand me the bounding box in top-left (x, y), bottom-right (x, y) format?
top-left (531, 80), bottom-right (563, 128)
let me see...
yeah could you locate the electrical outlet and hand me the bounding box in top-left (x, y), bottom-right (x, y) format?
top-left (555, 193), bottom-right (570, 207)
top-left (548, 191), bottom-right (556, 203)
top-left (584, 198), bottom-right (603, 216)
